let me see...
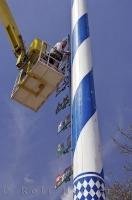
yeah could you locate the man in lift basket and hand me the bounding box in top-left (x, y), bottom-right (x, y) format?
top-left (50, 38), bottom-right (70, 68)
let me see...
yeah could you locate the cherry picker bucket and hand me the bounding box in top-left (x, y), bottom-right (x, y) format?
top-left (11, 44), bottom-right (65, 111)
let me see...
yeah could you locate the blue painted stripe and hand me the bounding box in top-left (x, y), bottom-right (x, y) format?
top-left (72, 13), bottom-right (90, 62)
top-left (73, 170), bottom-right (104, 182)
top-left (72, 70), bottom-right (96, 151)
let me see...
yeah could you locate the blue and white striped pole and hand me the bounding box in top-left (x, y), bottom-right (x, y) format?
top-left (71, 0), bottom-right (105, 199)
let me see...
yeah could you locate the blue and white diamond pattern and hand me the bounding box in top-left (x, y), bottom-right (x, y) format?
top-left (74, 175), bottom-right (105, 200)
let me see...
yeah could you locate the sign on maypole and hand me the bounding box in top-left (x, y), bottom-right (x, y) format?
top-left (71, 0), bottom-right (105, 199)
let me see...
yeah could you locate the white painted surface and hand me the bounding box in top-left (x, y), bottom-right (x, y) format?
top-left (73, 112), bottom-right (103, 178)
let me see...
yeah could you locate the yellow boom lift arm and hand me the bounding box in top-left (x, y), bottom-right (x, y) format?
top-left (0, 0), bottom-right (46, 70)
top-left (0, 0), bottom-right (64, 111)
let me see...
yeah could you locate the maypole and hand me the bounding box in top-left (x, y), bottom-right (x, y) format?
top-left (71, 0), bottom-right (105, 199)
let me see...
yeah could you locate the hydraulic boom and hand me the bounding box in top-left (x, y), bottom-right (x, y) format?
top-left (0, 0), bottom-right (45, 70)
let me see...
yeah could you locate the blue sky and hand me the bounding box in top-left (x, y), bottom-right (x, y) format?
top-left (0, 0), bottom-right (132, 199)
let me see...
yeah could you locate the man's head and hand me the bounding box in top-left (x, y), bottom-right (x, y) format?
top-left (62, 39), bottom-right (67, 49)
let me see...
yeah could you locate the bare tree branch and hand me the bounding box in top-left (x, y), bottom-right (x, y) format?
top-left (106, 182), bottom-right (132, 200)
top-left (124, 163), bottom-right (132, 172)
top-left (113, 126), bottom-right (132, 172)
top-left (112, 137), bottom-right (132, 154)
top-left (117, 126), bottom-right (132, 140)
